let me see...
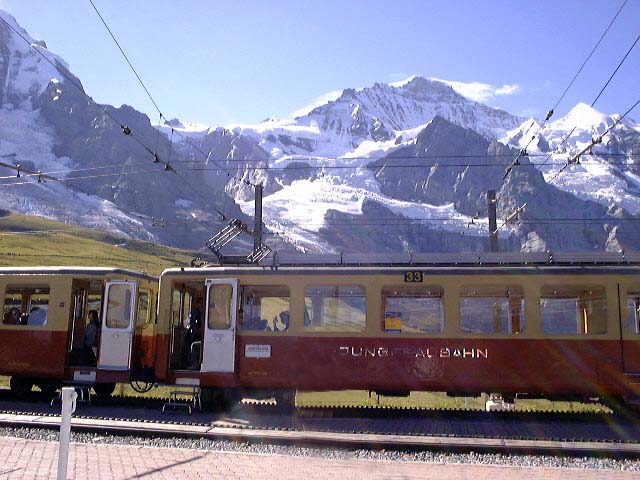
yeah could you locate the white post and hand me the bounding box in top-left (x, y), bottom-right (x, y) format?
top-left (57, 387), bottom-right (78, 480)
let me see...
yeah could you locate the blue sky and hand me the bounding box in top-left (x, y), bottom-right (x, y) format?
top-left (2, 0), bottom-right (638, 126)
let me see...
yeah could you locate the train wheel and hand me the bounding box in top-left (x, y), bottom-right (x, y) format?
top-left (93, 382), bottom-right (116, 399)
top-left (274, 389), bottom-right (296, 413)
top-left (9, 377), bottom-right (33, 398)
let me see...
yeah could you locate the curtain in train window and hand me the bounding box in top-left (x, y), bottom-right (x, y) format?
top-left (540, 286), bottom-right (607, 335)
top-left (382, 286), bottom-right (443, 333)
top-left (2, 286), bottom-right (50, 326)
top-left (240, 286), bottom-right (290, 332)
top-left (304, 285), bottom-right (366, 332)
top-left (626, 290), bottom-right (640, 334)
top-left (459, 286), bottom-right (525, 334)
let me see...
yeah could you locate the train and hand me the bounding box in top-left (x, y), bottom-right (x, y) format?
top-left (1, 253), bottom-right (639, 410)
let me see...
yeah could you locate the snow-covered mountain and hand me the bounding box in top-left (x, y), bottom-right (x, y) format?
top-left (2, 8), bottom-right (640, 255)
top-left (220, 76), bottom-right (525, 161)
top-left (501, 103), bottom-right (640, 215)
top-left (0, 10), bottom-right (157, 240)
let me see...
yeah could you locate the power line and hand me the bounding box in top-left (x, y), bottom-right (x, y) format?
top-left (0, 14), bottom-right (173, 184)
top-left (88, 0), bottom-right (162, 116)
top-left (551, 0), bottom-right (628, 112)
top-left (87, 0), bottom-right (252, 186)
top-left (0, 161), bottom-right (151, 180)
top-left (503, 0), bottom-right (629, 180)
top-left (0, 169), bottom-right (167, 187)
top-left (4, 155), bottom-right (640, 184)
top-left (590, 31), bottom-right (640, 108)
top-left (0, 11), bottom-right (240, 232)
top-left (497, 97), bottom-right (640, 235)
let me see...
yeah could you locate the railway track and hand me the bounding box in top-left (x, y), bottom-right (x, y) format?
top-left (0, 393), bottom-right (638, 458)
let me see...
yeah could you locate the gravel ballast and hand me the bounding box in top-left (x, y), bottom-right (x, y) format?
top-left (1, 426), bottom-right (639, 472)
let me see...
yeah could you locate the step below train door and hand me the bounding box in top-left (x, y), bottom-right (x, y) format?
top-left (98, 280), bottom-right (137, 370)
top-left (202, 279), bottom-right (238, 373)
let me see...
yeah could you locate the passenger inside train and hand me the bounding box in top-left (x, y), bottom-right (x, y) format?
top-left (170, 283), bottom-right (206, 370)
top-left (67, 281), bottom-right (103, 367)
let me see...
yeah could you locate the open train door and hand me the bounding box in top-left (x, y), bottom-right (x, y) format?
top-left (98, 280), bottom-right (137, 370)
top-left (202, 279), bottom-right (238, 373)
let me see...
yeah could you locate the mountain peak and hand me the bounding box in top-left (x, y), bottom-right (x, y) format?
top-left (0, 9), bottom-right (46, 48)
top-left (550, 102), bottom-right (611, 131)
top-left (388, 75), bottom-right (419, 87)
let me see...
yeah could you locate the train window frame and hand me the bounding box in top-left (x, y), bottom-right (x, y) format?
top-left (2, 285), bottom-right (50, 327)
top-left (207, 283), bottom-right (233, 330)
top-left (239, 285), bottom-right (290, 333)
top-left (540, 285), bottom-right (607, 335)
top-left (381, 285), bottom-right (444, 334)
top-left (459, 286), bottom-right (525, 335)
top-left (626, 290), bottom-right (640, 335)
top-left (105, 283), bottom-right (133, 329)
top-left (303, 285), bottom-right (367, 333)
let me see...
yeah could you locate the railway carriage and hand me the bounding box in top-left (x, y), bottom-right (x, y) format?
top-left (0, 267), bottom-right (158, 396)
top-left (155, 257), bottom-right (640, 409)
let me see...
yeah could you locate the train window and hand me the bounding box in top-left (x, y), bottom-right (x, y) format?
top-left (627, 291), bottom-right (640, 334)
top-left (540, 286), bottom-right (607, 335)
top-left (136, 290), bottom-right (151, 326)
top-left (382, 286), bottom-right (443, 333)
top-left (207, 284), bottom-right (233, 330)
top-left (459, 286), bottom-right (525, 334)
top-left (240, 286), bottom-right (290, 332)
top-left (2, 286), bottom-right (50, 326)
top-left (105, 284), bottom-right (133, 329)
top-left (304, 285), bottom-right (366, 332)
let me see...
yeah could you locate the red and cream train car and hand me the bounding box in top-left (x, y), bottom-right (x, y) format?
top-left (0, 267), bottom-right (158, 396)
top-left (154, 262), bottom-right (640, 408)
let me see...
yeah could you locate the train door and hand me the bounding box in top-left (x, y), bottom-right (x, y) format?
top-left (202, 279), bottom-right (238, 373)
top-left (622, 287), bottom-right (640, 374)
top-left (133, 289), bottom-right (155, 371)
top-left (98, 280), bottom-right (137, 370)
top-left (67, 280), bottom-right (89, 366)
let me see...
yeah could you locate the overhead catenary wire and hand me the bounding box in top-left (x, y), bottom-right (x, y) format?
top-left (0, 11), bottom-right (241, 227)
top-left (495, 97), bottom-right (640, 235)
top-left (4, 215), bottom-right (640, 238)
top-left (502, 0), bottom-right (630, 181)
top-left (87, 0), bottom-right (253, 186)
top-left (532, 30), bottom-right (640, 175)
top-left (590, 31), bottom-right (640, 108)
top-left (0, 15), bottom-right (174, 179)
top-left (3, 153), bottom-right (640, 184)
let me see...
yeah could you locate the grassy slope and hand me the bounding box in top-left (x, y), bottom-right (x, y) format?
top-left (0, 212), bottom-right (195, 275)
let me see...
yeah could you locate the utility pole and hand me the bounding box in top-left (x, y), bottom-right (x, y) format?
top-left (253, 184), bottom-right (263, 252)
top-left (488, 190), bottom-right (498, 252)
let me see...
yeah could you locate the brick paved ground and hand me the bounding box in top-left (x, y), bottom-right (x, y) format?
top-left (0, 436), bottom-right (637, 480)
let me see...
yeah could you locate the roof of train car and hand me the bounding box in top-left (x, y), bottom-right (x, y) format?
top-left (161, 263), bottom-right (640, 277)
top-left (164, 252), bottom-right (640, 277)
top-left (0, 266), bottom-right (157, 280)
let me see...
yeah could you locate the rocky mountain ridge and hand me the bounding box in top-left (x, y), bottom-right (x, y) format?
top-left (1, 9), bottom-right (639, 255)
